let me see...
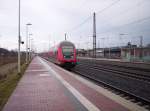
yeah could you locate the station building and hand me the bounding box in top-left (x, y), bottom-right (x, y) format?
top-left (77, 46), bottom-right (150, 63)
top-left (121, 47), bottom-right (150, 62)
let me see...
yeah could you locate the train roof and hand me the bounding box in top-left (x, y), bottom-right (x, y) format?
top-left (59, 40), bottom-right (75, 47)
top-left (49, 40), bottom-right (75, 52)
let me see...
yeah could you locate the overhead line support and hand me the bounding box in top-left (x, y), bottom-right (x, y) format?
top-left (93, 12), bottom-right (96, 58)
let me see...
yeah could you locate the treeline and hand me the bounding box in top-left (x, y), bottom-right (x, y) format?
top-left (0, 48), bottom-right (26, 66)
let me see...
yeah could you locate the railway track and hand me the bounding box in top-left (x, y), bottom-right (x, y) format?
top-left (72, 61), bottom-right (150, 109)
top-left (79, 59), bottom-right (150, 77)
top-left (77, 62), bottom-right (150, 82)
top-left (79, 58), bottom-right (150, 72)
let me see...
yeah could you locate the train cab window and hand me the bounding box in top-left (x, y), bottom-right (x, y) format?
top-left (62, 46), bottom-right (74, 55)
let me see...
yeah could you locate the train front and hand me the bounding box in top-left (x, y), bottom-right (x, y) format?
top-left (59, 41), bottom-right (77, 68)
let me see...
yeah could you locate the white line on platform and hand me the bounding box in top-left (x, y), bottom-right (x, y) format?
top-left (26, 70), bottom-right (48, 72)
top-left (39, 57), bottom-right (101, 111)
top-left (39, 74), bottom-right (50, 76)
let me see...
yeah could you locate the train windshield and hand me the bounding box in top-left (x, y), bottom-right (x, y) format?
top-left (62, 46), bottom-right (74, 55)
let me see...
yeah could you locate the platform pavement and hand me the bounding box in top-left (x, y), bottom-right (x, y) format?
top-left (2, 57), bottom-right (147, 111)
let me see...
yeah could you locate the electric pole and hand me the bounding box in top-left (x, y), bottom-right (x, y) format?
top-left (140, 36), bottom-right (143, 60)
top-left (93, 12), bottom-right (96, 58)
top-left (140, 36), bottom-right (143, 47)
top-left (65, 33), bottom-right (67, 40)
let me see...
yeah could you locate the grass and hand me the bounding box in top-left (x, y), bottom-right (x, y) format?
top-left (0, 63), bottom-right (17, 80)
top-left (0, 63), bottom-right (28, 111)
top-left (0, 56), bottom-right (26, 66)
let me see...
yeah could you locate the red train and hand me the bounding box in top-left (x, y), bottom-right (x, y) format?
top-left (48, 40), bottom-right (77, 68)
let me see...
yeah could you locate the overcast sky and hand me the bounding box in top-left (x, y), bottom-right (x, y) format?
top-left (0, 0), bottom-right (150, 52)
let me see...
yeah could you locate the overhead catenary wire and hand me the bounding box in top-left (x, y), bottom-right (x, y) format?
top-left (68, 0), bottom-right (150, 49)
top-left (113, 0), bottom-right (149, 17)
top-left (96, 0), bottom-right (120, 14)
top-left (70, 0), bottom-right (147, 35)
top-left (66, 0), bottom-right (150, 50)
top-left (96, 0), bottom-right (149, 29)
top-left (96, 15), bottom-right (150, 35)
top-left (67, 0), bottom-right (121, 35)
top-left (67, 16), bottom-right (92, 33)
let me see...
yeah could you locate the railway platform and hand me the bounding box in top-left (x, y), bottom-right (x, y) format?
top-left (2, 56), bottom-right (147, 111)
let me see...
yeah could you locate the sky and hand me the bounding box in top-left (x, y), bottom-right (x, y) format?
top-left (0, 0), bottom-right (150, 52)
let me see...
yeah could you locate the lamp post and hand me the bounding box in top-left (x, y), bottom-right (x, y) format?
top-left (30, 38), bottom-right (34, 59)
top-left (29, 38), bottom-right (33, 61)
top-left (28, 34), bottom-right (33, 61)
top-left (18, 0), bottom-right (21, 74)
top-left (26, 23), bottom-right (32, 64)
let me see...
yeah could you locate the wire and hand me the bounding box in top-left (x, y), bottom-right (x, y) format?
top-left (124, 16), bottom-right (150, 26)
top-left (96, 0), bottom-right (150, 36)
top-left (67, 16), bottom-right (92, 33)
top-left (67, 0), bottom-right (121, 34)
top-left (97, 15), bottom-right (150, 35)
top-left (96, 0), bottom-right (120, 14)
top-left (115, 0), bottom-right (148, 17)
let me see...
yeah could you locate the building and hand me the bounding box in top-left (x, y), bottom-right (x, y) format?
top-left (77, 47), bottom-right (121, 59)
top-left (77, 46), bottom-right (150, 62)
top-left (122, 47), bottom-right (150, 62)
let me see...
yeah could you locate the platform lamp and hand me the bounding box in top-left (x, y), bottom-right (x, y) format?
top-left (17, 0), bottom-right (25, 74)
top-left (26, 23), bottom-right (32, 64)
top-left (18, 0), bottom-right (21, 74)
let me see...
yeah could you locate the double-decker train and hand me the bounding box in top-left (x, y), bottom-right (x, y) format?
top-left (47, 40), bottom-right (77, 68)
